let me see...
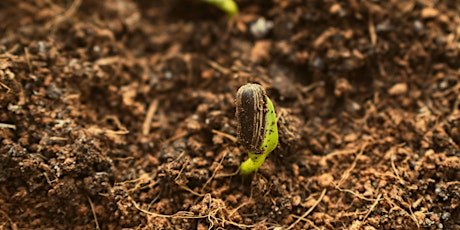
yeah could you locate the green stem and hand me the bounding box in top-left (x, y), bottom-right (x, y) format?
top-left (240, 152), bottom-right (268, 175)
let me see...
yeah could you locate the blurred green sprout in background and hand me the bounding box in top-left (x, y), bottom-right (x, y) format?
top-left (202, 0), bottom-right (239, 17)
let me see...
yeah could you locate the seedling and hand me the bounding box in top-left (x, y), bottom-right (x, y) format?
top-left (236, 83), bottom-right (279, 175)
top-left (202, 0), bottom-right (239, 17)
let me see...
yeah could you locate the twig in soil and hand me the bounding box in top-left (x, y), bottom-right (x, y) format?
top-left (87, 196), bottom-right (100, 230)
top-left (289, 215), bottom-right (320, 230)
top-left (363, 193), bottom-right (382, 221)
top-left (0, 209), bottom-right (18, 230)
top-left (214, 169), bottom-right (240, 178)
top-left (368, 15), bottom-right (377, 46)
top-left (390, 149), bottom-right (405, 185)
top-left (446, 181), bottom-right (460, 186)
top-left (117, 173), bottom-right (159, 192)
top-left (0, 81), bottom-right (11, 93)
top-left (174, 156), bottom-right (206, 197)
top-left (2, 44), bottom-right (19, 56)
top-left (103, 129), bottom-right (130, 135)
top-left (333, 184), bottom-right (378, 202)
top-left (408, 202), bottom-right (419, 229)
top-left (320, 147), bottom-right (359, 165)
top-left (229, 183), bottom-right (254, 220)
top-left (337, 142), bottom-right (368, 187)
top-left (178, 183), bottom-right (205, 197)
top-left (49, 137), bottom-right (69, 141)
top-left (184, 54), bottom-right (193, 86)
top-left (336, 210), bottom-right (368, 218)
top-left (104, 115), bottom-right (129, 133)
top-left (24, 48), bottom-right (32, 73)
top-left (43, 172), bottom-right (53, 185)
top-left (207, 60), bottom-right (231, 75)
top-left (46, 0), bottom-right (82, 32)
top-left (142, 99), bottom-right (159, 136)
top-left (202, 148), bottom-right (230, 190)
top-left (313, 28), bottom-right (336, 48)
top-left (134, 201), bottom-right (206, 219)
top-left (383, 195), bottom-right (420, 229)
top-left (0, 123), bottom-right (16, 130)
top-left (287, 189), bottom-right (327, 230)
top-left (332, 143), bottom-right (381, 205)
top-left (147, 193), bottom-right (161, 212)
top-left (132, 197), bottom-right (256, 229)
top-left (378, 61), bottom-right (387, 77)
top-left (211, 129), bottom-right (237, 143)
top-left (162, 130), bottom-right (188, 145)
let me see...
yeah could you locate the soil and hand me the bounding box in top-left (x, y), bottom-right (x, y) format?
top-left (1, 0), bottom-right (459, 229)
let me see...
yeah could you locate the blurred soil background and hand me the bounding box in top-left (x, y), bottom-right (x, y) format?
top-left (0, 0), bottom-right (459, 229)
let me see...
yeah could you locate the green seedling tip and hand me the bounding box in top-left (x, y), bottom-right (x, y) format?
top-left (202, 0), bottom-right (239, 17)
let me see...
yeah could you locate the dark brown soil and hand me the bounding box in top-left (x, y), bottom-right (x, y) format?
top-left (1, 0), bottom-right (459, 229)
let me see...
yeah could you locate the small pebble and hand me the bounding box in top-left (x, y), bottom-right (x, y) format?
top-left (250, 17), bottom-right (274, 38)
top-left (413, 20), bottom-right (424, 32)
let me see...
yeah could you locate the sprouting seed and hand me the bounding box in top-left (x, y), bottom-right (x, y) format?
top-left (236, 83), bottom-right (278, 175)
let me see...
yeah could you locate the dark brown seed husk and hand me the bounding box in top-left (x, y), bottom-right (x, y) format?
top-left (236, 83), bottom-right (268, 154)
